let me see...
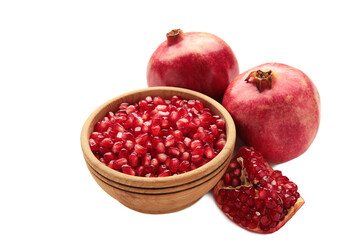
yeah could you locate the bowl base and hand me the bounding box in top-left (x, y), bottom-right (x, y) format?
top-left (119, 197), bottom-right (202, 214)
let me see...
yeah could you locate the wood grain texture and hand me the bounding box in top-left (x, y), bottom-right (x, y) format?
top-left (80, 87), bottom-right (236, 213)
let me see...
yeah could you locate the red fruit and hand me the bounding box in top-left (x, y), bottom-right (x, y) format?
top-left (213, 147), bottom-right (304, 234)
top-left (112, 158), bottom-right (128, 170)
top-left (122, 164), bottom-right (136, 176)
top-left (147, 29), bottom-right (239, 101)
top-left (89, 95), bottom-right (226, 177)
top-left (222, 63), bottom-right (320, 163)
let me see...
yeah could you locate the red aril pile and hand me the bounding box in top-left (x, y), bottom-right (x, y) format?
top-left (89, 95), bottom-right (226, 177)
top-left (213, 146), bottom-right (304, 234)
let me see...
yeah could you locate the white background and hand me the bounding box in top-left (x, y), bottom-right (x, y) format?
top-left (1, 0), bottom-right (359, 239)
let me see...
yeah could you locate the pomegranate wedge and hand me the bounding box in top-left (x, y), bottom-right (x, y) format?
top-left (213, 147), bottom-right (304, 234)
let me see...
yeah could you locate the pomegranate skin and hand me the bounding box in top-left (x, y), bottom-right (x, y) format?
top-left (147, 29), bottom-right (239, 101)
top-left (222, 63), bottom-right (320, 163)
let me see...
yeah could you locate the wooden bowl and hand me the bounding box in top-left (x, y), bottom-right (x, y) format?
top-left (80, 87), bottom-right (236, 214)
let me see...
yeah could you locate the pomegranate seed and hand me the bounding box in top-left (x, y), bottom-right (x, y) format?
top-left (210, 124), bottom-right (218, 135)
top-left (190, 140), bottom-right (202, 150)
top-left (204, 146), bottom-right (216, 159)
top-left (199, 112), bottom-right (213, 125)
top-left (122, 164), bottom-right (136, 176)
top-left (157, 153), bottom-right (169, 163)
top-left (191, 155), bottom-right (203, 165)
top-left (126, 105), bottom-right (136, 114)
top-left (112, 141), bottom-right (123, 154)
top-left (118, 148), bottom-right (129, 158)
top-left (99, 146), bottom-right (111, 155)
top-left (153, 96), bottom-right (165, 105)
top-left (151, 125), bottom-right (161, 136)
top-left (142, 112), bottom-right (150, 121)
top-left (134, 144), bottom-right (147, 155)
top-left (107, 160), bottom-right (114, 169)
top-left (89, 139), bottom-right (99, 151)
top-left (160, 128), bottom-right (169, 138)
top-left (156, 105), bottom-right (168, 112)
top-left (90, 132), bottom-right (102, 140)
top-left (176, 118), bottom-right (189, 128)
top-left (271, 170), bottom-right (283, 179)
top-left (173, 130), bottom-right (183, 141)
top-left (114, 115), bottom-right (126, 124)
top-left (165, 135), bottom-right (175, 147)
top-left (215, 118), bottom-right (225, 129)
top-left (191, 146), bottom-right (203, 156)
top-left (121, 131), bottom-right (134, 141)
top-left (136, 165), bottom-right (145, 176)
top-left (215, 138), bottom-right (226, 150)
top-left (100, 138), bottom-right (114, 148)
top-left (113, 158), bottom-right (128, 170)
top-left (119, 103), bottom-right (129, 110)
top-left (128, 153), bottom-right (139, 167)
top-left (183, 137), bottom-right (191, 147)
top-left (151, 158), bottom-right (160, 168)
top-left (187, 99), bottom-right (195, 108)
top-left (167, 147), bottom-right (180, 157)
top-left (145, 96), bottom-right (152, 103)
top-left (170, 96), bottom-right (180, 104)
top-left (178, 160), bottom-right (190, 172)
top-left (134, 117), bottom-right (143, 127)
top-left (113, 123), bottom-right (125, 133)
top-left (158, 169), bottom-right (171, 177)
top-left (194, 100), bottom-right (204, 111)
top-left (284, 182), bottom-right (298, 192)
top-left (170, 111), bottom-right (179, 122)
top-left (142, 153), bottom-right (152, 167)
top-left (123, 118), bottom-right (133, 129)
top-left (169, 158), bottom-right (180, 173)
top-left (142, 121), bottom-right (151, 133)
top-left (89, 95), bottom-right (227, 177)
top-left (135, 133), bottom-right (149, 144)
top-left (277, 176), bottom-right (290, 185)
top-left (161, 117), bottom-right (170, 128)
top-left (177, 107), bottom-right (187, 116)
top-left (193, 131), bottom-right (206, 140)
top-left (192, 118), bottom-right (201, 128)
top-left (180, 152), bottom-right (190, 161)
top-left (124, 140), bottom-right (134, 150)
top-left (177, 142), bottom-right (186, 153)
top-left (106, 111), bottom-right (115, 119)
top-left (103, 152), bottom-right (117, 163)
top-left (155, 142), bottom-right (165, 153)
top-left (139, 100), bottom-right (148, 110)
top-left (95, 121), bottom-right (110, 132)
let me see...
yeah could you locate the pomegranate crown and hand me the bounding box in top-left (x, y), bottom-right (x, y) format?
top-left (245, 70), bottom-right (273, 92)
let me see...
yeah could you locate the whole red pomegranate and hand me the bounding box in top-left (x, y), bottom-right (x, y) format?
top-left (222, 63), bottom-right (320, 163)
top-left (147, 29), bottom-right (239, 101)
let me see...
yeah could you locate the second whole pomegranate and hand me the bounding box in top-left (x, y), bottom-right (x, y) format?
top-left (222, 63), bottom-right (320, 163)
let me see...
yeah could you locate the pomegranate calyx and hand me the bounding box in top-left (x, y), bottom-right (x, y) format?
top-left (166, 29), bottom-right (184, 45)
top-left (245, 70), bottom-right (272, 92)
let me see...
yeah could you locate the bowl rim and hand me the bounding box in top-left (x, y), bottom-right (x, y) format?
top-left (80, 86), bottom-right (236, 187)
